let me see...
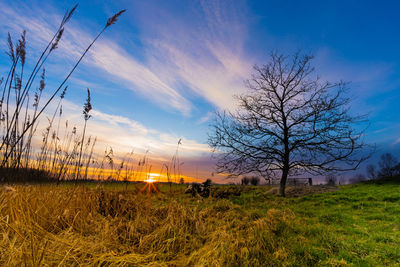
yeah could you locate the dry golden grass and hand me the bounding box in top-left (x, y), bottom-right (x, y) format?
top-left (0, 184), bottom-right (297, 266)
top-left (2, 183), bottom-right (399, 266)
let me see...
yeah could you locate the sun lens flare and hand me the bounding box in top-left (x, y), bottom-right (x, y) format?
top-left (144, 178), bottom-right (156, 183)
top-left (143, 173), bottom-right (160, 183)
top-left (138, 173), bottom-right (160, 194)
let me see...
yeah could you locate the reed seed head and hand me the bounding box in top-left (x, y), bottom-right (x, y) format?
top-left (39, 68), bottom-right (46, 92)
top-left (14, 76), bottom-right (22, 91)
top-left (6, 32), bottom-right (15, 62)
top-left (62, 4), bottom-right (78, 26)
top-left (16, 30), bottom-right (26, 66)
top-left (106, 9), bottom-right (126, 27)
top-left (83, 88), bottom-right (92, 121)
top-left (60, 86), bottom-right (67, 99)
top-left (51, 28), bottom-right (64, 52)
top-left (33, 92), bottom-right (39, 108)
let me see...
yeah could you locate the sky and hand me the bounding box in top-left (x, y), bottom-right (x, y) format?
top-left (0, 0), bottom-right (400, 183)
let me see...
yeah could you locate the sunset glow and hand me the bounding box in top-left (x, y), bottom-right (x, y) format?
top-left (144, 178), bottom-right (156, 183)
top-left (1, 1), bottom-right (400, 265)
top-left (0, 0), bottom-right (399, 183)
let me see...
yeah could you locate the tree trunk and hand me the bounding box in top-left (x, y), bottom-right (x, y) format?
top-left (280, 111), bottom-right (290, 197)
top-left (279, 168), bottom-right (288, 196)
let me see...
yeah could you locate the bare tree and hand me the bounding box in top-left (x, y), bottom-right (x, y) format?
top-left (366, 164), bottom-right (376, 180)
top-left (250, 176), bottom-right (260, 186)
top-left (378, 153), bottom-right (398, 177)
top-left (208, 52), bottom-right (370, 196)
top-left (241, 176), bottom-right (250, 185)
top-left (349, 173), bottom-right (366, 184)
top-left (338, 176), bottom-right (346, 185)
top-left (325, 174), bottom-right (337, 186)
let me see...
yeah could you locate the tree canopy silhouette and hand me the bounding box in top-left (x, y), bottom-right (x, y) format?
top-left (208, 51), bottom-right (370, 196)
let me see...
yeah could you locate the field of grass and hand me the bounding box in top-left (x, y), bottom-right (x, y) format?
top-left (0, 181), bottom-right (399, 266)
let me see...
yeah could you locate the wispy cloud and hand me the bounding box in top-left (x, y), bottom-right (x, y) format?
top-left (0, 2), bottom-right (192, 115)
top-left (0, 0), bottom-right (256, 114)
top-left (89, 41), bottom-right (192, 114)
top-left (135, 0), bottom-right (254, 111)
top-left (65, 99), bottom-right (208, 152)
top-left (0, 1), bottom-right (221, 180)
top-left (197, 111), bottom-right (213, 124)
top-left (27, 96), bottom-right (210, 160)
top-left (394, 138), bottom-right (400, 145)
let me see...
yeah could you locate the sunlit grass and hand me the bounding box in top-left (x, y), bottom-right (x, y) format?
top-left (1, 181), bottom-right (399, 265)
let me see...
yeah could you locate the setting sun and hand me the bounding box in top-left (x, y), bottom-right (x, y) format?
top-left (144, 178), bottom-right (156, 183)
top-left (143, 173), bottom-right (160, 183)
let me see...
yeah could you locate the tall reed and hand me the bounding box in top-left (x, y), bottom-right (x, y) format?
top-left (0, 5), bottom-right (126, 182)
top-left (75, 88), bottom-right (92, 181)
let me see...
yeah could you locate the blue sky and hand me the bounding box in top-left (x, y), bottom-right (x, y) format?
top-left (1, 0), bottom-right (400, 181)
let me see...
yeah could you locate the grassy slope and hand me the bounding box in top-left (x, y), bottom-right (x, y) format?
top-left (234, 183), bottom-right (400, 266)
top-left (0, 181), bottom-right (399, 266)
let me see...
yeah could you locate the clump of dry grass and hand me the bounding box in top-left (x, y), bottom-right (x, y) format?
top-left (0, 184), bottom-right (300, 266)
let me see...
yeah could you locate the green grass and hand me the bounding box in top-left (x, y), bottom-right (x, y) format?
top-left (1, 181), bottom-right (399, 266)
top-left (233, 182), bottom-right (400, 266)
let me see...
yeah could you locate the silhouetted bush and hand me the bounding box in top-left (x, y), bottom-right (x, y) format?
top-left (241, 177), bottom-right (250, 185)
top-left (325, 174), bottom-right (337, 186)
top-left (250, 176), bottom-right (260, 186)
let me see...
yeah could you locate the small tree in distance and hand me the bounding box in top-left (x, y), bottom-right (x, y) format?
top-left (250, 176), bottom-right (260, 186)
top-left (378, 153), bottom-right (398, 177)
top-left (241, 176), bottom-right (250, 185)
top-left (349, 173), bottom-right (366, 184)
top-left (208, 51), bottom-right (371, 196)
top-left (366, 164), bottom-right (376, 180)
top-left (325, 174), bottom-right (337, 186)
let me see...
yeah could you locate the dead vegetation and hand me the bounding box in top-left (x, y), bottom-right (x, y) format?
top-left (1, 183), bottom-right (398, 266)
top-left (212, 185), bottom-right (243, 198)
top-left (0, 184), bottom-right (300, 266)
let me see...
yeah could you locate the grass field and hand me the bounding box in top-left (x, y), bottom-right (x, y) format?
top-left (0, 180), bottom-right (399, 266)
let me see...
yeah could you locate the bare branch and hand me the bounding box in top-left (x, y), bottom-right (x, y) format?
top-left (208, 51), bottom-right (372, 196)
